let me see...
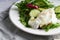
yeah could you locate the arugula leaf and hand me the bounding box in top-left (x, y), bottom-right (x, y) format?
top-left (16, 1), bottom-right (31, 27)
top-left (25, 0), bottom-right (35, 3)
top-left (34, 0), bottom-right (54, 8)
top-left (42, 23), bottom-right (60, 31)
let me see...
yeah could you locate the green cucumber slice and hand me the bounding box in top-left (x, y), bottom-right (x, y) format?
top-left (29, 9), bottom-right (40, 17)
top-left (55, 6), bottom-right (60, 13)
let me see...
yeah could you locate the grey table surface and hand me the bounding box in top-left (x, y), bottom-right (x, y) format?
top-left (0, 0), bottom-right (60, 40)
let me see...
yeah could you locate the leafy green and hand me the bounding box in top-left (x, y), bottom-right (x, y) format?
top-left (24, 0), bottom-right (54, 8)
top-left (25, 0), bottom-right (54, 8)
top-left (42, 23), bottom-right (60, 31)
top-left (16, 1), bottom-right (31, 27)
top-left (34, 0), bottom-right (54, 8)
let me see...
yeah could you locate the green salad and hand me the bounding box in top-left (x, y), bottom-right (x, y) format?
top-left (16, 0), bottom-right (60, 31)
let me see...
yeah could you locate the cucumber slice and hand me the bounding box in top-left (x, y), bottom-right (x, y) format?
top-left (55, 6), bottom-right (60, 13)
top-left (29, 9), bottom-right (40, 17)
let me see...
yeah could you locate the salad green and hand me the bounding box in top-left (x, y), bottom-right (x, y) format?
top-left (16, 0), bottom-right (60, 31)
top-left (25, 0), bottom-right (54, 8)
top-left (42, 23), bottom-right (60, 31)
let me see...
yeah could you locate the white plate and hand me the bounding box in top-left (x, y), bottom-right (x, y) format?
top-left (9, 0), bottom-right (60, 35)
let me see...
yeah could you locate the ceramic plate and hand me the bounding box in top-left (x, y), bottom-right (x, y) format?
top-left (9, 0), bottom-right (60, 35)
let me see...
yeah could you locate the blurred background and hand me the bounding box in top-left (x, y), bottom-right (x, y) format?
top-left (0, 0), bottom-right (60, 40)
